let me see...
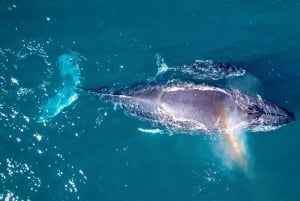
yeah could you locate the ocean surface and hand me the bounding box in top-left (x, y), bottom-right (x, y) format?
top-left (1, 0), bottom-right (300, 200)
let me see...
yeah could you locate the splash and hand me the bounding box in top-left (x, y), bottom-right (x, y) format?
top-left (147, 54), bottom-right (169, 81)
top-left (37, 52), bottom-right (81, 123)
top-left (155, 54), bottom-right (169, 75)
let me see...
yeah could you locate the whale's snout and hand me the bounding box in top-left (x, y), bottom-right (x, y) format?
top-left (289, 111), bottom-right (295, 122)
top-left (279, 107), bottom-right (295, 124)
top-left (244, 97), bottom-right (295, 131)
top-left (263, 102), bottom-right (295, 126)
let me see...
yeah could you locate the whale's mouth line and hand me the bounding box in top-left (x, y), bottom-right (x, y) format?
top-left (266, 113), bottom-right (289, 118)
top-left (259, 107), bottom-right (295, 123)
top-left (259, 111), bottom-right (287, 118)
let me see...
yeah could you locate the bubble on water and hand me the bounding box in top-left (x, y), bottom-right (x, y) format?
top-left (68, 178), bottom-right (77, 192)
top-left (16, 87), bottom-right (34, 98)
top-left (17, 39), bottom-right (52, 66)
top-left (0, 191), bottom-right (14, 201)
top-left (37, 149), bottom-right (43, 154)
top-left (10, 77), bottom-right (19, 85)
top-left (191, 162), bottom-right (223, 197)
top-left (23, 115), bottom-right (30, 122)
top-left (0, 158), bottom-right (41, 199)
top-left (33, 133), bottom-right (42, 141)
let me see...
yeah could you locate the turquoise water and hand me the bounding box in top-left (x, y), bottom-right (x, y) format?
top-left (1, 1), bottom-right (300, 200)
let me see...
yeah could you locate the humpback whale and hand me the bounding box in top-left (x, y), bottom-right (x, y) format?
top-left (80, 80), bottom-right (294, 134)
top-left (38, 52), bottom-right (294, 134)
top-left (37, 52), bottom-right (295, 171)
top-left (154, 54), bottom-right (246, 81)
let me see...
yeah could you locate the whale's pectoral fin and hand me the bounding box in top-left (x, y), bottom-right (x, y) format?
top-left (138, 128), bottom-right (163, 134)
top-left (137, 127), bottom-right (173, 135)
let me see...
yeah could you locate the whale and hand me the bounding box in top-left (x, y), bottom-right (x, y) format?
top-left (37, 52), bottom-right (295, 171)
top-left (37, 52), bottom-right (294, 135)
top-left (154, 55), bottom-right (246, 81)
top-left (80, 80), bottom-right (295, 134)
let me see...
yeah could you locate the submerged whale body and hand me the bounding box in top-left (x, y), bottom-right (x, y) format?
top-left (183, 60), bottom-right (246, 80)
top-left (82, 81), bottom-right (294, 134)
top-left (155, 55), bottom-right (246, 81)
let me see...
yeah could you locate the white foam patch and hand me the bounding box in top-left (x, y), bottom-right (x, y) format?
top-left (155, 54), bottom-right (169, 75)
top-left (10, 77), bottom-right (19, 85)
top-left (33, 133), bottom-right (42, 141)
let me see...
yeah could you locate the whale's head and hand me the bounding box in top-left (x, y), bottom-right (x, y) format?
top-left (232, 92), bottom-right (295, 131)
top-left (246, 100), bottom-right (295, 131)
top-left (215, 62), bottom-right (246, 77)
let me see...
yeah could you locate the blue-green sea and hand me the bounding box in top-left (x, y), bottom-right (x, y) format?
top-left (1, 1), bottom-right (300, 200)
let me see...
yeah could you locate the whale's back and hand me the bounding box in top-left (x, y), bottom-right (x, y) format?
top-left (158, 88), bottom-right (245, 131)
top-left (110, 84), bottom-right (245, 132)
